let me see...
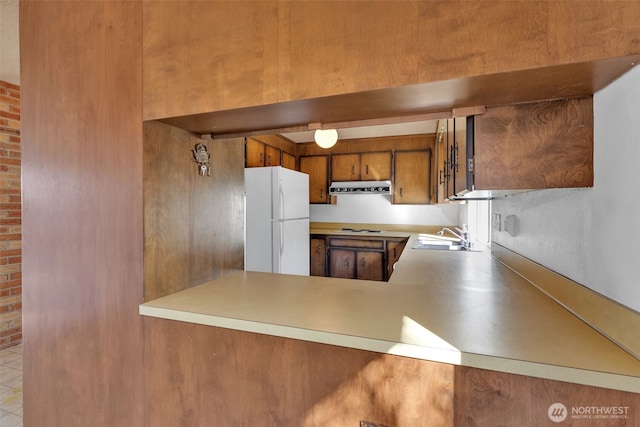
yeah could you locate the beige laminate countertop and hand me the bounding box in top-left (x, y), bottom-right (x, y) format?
top-left (140, 232), bottom-right (640, 393)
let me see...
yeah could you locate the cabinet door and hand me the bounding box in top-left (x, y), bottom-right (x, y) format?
top-left (299, 155), bottom-right (329, 204)
top-left (281, 152), bottom-right (296, 170)
top-left (453, 116), bottom-right (468, 196)
top-left (331, 153), bottom-right (360, 181)
top-left (393, 150), bottom-right (431, 204)
top-left (245, 137), bottom-right (265, 167)
top-left (328, 248), bottom-right (356, 279)
top-left (356, 251), bottom-right (384, 281)
top-left (361, 151), bottom-right (391, 180)
top-left (435, 119), bottom-right (449, 203)
top-left (310, 237), bottom-right (326, 277)
top-left (386, 239), bottom-right (407, 280)
top-left (265, 145), bottom-right (281, 167)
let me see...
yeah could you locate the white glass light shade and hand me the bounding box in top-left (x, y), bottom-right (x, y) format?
top-left (314, 129), bottom-right (338, 148)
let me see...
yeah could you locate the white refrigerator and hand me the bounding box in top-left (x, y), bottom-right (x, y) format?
top-left (245, 167), bottom-right (310, 276)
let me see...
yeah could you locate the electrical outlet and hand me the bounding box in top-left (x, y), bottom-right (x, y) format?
top-left (492, 213), bottom-right (502, 231)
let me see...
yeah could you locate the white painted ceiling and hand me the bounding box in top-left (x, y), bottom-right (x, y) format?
top-left (0, 0), bottom-right (20, 85)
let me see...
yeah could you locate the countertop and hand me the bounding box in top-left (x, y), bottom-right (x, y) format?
top-left (140, 231), bottom-right (640, 393)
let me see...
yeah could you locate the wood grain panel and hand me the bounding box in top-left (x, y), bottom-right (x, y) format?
top-left (143, 1), bottom-right (279, 120)
top-left (278, 1), bottom-right (419, 102)
top-left (419, 1), bottom-right (549, 81)
top-left (474, 98), bottom-right (594, 190)
top-left (143, 121), bottom-right (244, 301)
top-left (529, 376), bottom-right (640, 426)
top-left (454, 367), bottom-right (531, 427)
top-left (20, 1), bottom-right (144, 425)
top-left (548, 2), bottom-right (640, 64)
top-left (144, 317), bottom-right (455, 427)
top-left (454, 366), bottom-right (640, 427)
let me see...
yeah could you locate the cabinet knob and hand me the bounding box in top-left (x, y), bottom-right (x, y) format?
top-left (399, 187), bottom-right (404, 197)
top-left (361, 257), bottom-right (365, 268)
top-left (344, 257), bottom-right (350, 268)
top-left (351, 165), bottom-right (355, 175)
top-left (365, 164), bottom-right (369, 175)
top-left (320, 189), bottom-right (324, 199)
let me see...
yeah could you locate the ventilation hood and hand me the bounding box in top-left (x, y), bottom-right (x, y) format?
top-left (329, 180), bottom-right (392, 195)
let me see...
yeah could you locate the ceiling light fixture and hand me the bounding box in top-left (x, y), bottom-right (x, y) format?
top-left (314, 128), bottom-right (338, 149)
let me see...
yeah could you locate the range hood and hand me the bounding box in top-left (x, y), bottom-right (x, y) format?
top-left (329, 180), bottom-right (392, 195)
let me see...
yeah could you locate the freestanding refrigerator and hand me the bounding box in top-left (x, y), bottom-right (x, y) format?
top-left (245, 167), bottom-right (310, 276)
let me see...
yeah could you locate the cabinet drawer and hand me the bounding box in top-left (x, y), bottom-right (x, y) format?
top-left (328, 238), bottom-right (384, 250)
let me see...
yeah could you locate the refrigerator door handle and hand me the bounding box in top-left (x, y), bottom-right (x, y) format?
top-left (279, 185), bottom-right (286, 256)
top-left (280, 221), bottom-right (285, 256)
top-left (279, 185), bottom-right (285, 221)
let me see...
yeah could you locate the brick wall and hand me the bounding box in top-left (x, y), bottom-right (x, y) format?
top-left (0, 80), bottom-right (21, 350)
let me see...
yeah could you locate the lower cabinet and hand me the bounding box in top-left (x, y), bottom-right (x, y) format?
top-left (310, 237), bottom-right (327, 276)
top-left (329, 248), bottom-right (384, 281)
top-left (386, 238), bottom-right (407, 280)
top-left (311, 235), bottom-right (408, 282)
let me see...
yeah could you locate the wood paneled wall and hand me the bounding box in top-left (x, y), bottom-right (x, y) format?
top-left (143, 121), bottom-right (245, 301)
top-left (20, 1), bottom-right (144, 425)
top-left (145, 318), bottom-right (640, 427)
top-left (144, 317), bottom-right (456, 427)
top-left (143, 1), bottom-right (640, 121)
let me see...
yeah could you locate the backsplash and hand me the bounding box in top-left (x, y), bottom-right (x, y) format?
top-left (309, 194), bottom-right (461, 226)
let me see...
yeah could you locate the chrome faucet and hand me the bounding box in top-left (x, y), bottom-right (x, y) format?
top-left (438, 225), bottom-right (471, 249)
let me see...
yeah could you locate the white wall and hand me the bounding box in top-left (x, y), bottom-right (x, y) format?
top-left (310, 195), bottom-right (460, 226)
top-left (491, 65), bottom-right (640, 312)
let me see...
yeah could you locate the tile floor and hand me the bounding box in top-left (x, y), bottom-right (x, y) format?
top-left (0, 344), bottom-right (22, 427)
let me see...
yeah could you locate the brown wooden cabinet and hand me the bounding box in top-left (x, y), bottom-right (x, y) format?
top-left (325, 236), bottom-right (407, 282)
top-left (393, 150), bottom-right (431, 204)
top-left (386, 238), bottom-right (407, 279)
top-left (264, 144), bottom-right (281, 167)
top-left (245, 137), bottom-right (265, 167)
top-left (282, 151), bottom-right (296, 170)
top-left (435, 120), bottom-right (449, 203)
top-left (361, 151), bottom-right (392, 180)
top-left (331, 152), bottom-right (391, 182)
top-left (474, 98), bottom-right (593, 191)
top-left (299, 155), bottom-right (330, 204)
top-left (310, 236), bottom-right (326, 277)
top-left (328, 237), bottom-right (385, 281)
top-left (331, 153), bottom-right (360, 181)
top-left (328, 248), bottom-right (384, 281)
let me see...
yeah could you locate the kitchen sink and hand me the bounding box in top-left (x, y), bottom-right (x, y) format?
top-left (411, 234), bottom-right (467, 251)
top-left (411, 240), bottom-right (466, 251)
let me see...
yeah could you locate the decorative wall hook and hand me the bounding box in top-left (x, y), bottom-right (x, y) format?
top-left (192, 143), bottom-right (211, 176)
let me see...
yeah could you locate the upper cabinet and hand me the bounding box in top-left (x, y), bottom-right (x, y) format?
top-left (245, 138), bottom-right (266, 167)
top-left (331, 152), bottom-right (392, 182)
top-left (473, 98), bottom-right (593, 192)
top-left (297, 134), bottom-right (434, 205)
top-left (393, 150), bottom-right (431, 204)
top-left (361, 152), bottom-right (392, 181)
top-left (435, 97), bottom-right (593, 201)
top-left (245, 136), bottom-right (297, 170)
top-left (299, 155), bottom-right (330, 204)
